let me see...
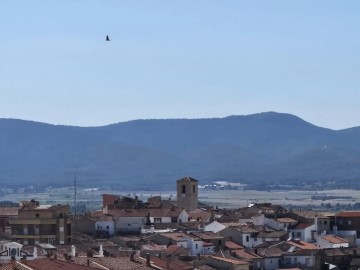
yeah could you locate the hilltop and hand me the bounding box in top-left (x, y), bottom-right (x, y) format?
top-left (1, 112), bottom-right (360, 190)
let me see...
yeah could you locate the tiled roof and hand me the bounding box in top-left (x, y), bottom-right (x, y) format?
top-left (149, 256), bottom-right (193, 270)
top-left (209, 256), bottom-right (249, 265)
top-left (286, 240), bottom-right (319, 250)
top-left (176, 176), bottom-right (199, 182)
top-left (321, 235), bottom-right (348, 244)
top-left (0, 207), bottom-right (19, 216)
top-left (336, 211), bottom-right (360, 217)
top-left (92, 207), bottom-right (183, 218)
top-left (276, 218), bottom-right (297, 223)
top-left (258, 231), bottom-right (289, 238)
top-left (22, 258), bottom-right (97, 269)
top-left (224, 241), bottom-right (244, 250)
top-left (70, 255), bottom-right (153, 270)
top-left (190, 232), bottom-right (224, 240)
top-left (230, 225), bottom-right (259, 234)
top-left (233, 249), bottom-right (262, 260)
top-left (158, 232), bottom-right (190, 242)
top-left (292, 211), bottom-right (327, 219)
top-left (164, 245), bottom-right (189, 254)
top-left (188, 210), bottom-right (211, 221)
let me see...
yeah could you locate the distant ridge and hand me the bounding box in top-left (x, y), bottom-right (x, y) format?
top-left (1, 112), bottom-right (360, 189)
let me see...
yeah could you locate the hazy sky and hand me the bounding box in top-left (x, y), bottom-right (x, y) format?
top-left (1, 1), bottom-right (359, 129)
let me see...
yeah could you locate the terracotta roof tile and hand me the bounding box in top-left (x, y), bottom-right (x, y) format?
top-left (321, 235), bottom-right (348, 244)
top-left (0, 207), bottom-right (19, 216)
top-left (224, 241), bottom-right (244, 250)
top-left (209, 256), bottom-right (250, 265)
top-left (336, 211), bottom-right (360, 217)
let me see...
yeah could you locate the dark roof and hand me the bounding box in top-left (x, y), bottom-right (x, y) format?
top-left (177, 176), bottom-right (199, 182)
top-left (337, 211), bottom-right (360, 217)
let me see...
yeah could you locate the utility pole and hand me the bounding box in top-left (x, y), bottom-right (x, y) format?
top-left (74, 176), bottom-right (77, 216)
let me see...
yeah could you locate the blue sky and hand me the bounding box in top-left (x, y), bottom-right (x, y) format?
top-left (1, 1), bottom-right (359, 129)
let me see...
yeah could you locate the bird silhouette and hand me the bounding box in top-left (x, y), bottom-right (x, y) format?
top-left (106, 35), bottom-right (110, 41)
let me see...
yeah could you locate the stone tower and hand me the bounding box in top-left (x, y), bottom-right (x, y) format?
top-left (176, 176), bottom-right (198, 212)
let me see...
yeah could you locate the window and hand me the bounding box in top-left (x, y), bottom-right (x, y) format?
top-left (182, 185), bottom-right (186, 194)
top-left (339, 220), bottom-right (343, 225)
top-left (154, 218), bottom-right (162, 223)
top-left (59, 213), bottom-right (63, 218)
top-left (254, 238), bottom-right (257, 242)
top-left (106, 225), bottom-right (109, 229)
top-left (296, 232), bottom-right (301, 237)
top-left (246, 235), bottom-right (249, 242)
top-left (193, 185), bottom-right (195, 193)
top-left (36, 213), bottom-right (39, 218)
top-left (171, 217), bottom-right (177, 223)
top-left (348, 220), bottom-right (352, 225)
top-left (324, 221), bottom-right (328, 225)
top-left (195, 244), bottom-right (198, 249)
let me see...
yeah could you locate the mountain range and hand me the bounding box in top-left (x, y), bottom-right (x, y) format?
top-left (1, 112), bottom-right (360, 190)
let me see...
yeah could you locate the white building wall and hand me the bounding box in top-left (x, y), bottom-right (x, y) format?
top-left (204, 221), bottom-right (226, 233)
top-left (179, 210), bottom-right (189, 223)
top-left (188, 240), bottom-right (203, 256)
top-left (290, 224), bottom-right (316, 242)
top-left (242, 234), bottom-right (263, 248)
top-left (95, 220), bottom-right (115, 236)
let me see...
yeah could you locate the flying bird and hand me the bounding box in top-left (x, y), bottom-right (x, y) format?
top-left (106, 35), bottom-right (110, 41)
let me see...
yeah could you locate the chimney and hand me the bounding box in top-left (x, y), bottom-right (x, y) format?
top-left (130, 251), bottom-right (135, 262)
top-left (146, 253), bottom-right (151, 267)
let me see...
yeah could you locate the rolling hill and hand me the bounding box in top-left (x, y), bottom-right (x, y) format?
top-left (1, 112), bottom-right (360, 190)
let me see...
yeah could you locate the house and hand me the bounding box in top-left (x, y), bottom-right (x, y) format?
top-left (336, 211), bottom-right (360, 246)
top-left (286, 210), bottom-right (331, 233)
top-left (90, 207), bottom-right (189, 233)
top-left (252, 214), bottom-right (298, 231)
top-left (281, 249), bottom-right (318, 269)
top-left (289, 223), bottom-right (316, 242)
top-left (194, 255), bottom-right (250, 270)
top-left (317, 235), bottom-right (349, 249)
top-left (9, 200), bottom-right (71, 245)
top-left (219, 225), bottom-right (260, 247)
top-left (144, 232), bottom-right (212, 256)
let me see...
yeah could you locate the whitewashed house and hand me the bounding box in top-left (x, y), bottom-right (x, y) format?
top-left (317, 235), bottom-right (349, 248)
top-left (289, 223), bottom-right (316, 242)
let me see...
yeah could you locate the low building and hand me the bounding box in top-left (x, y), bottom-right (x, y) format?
top-left (317, 235), bottom-right (349, 249)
